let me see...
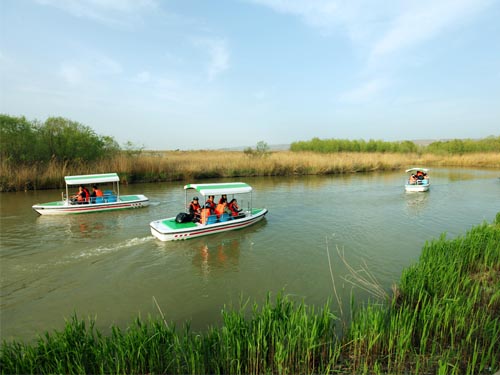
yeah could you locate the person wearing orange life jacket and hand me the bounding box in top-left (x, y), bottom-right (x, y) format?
top-left (215, 202), bottom-right (228, 217)
top-left (189, 197), bottom-right (201, 222)
top-left (206, 195), bottom-right (216, 212)
top-left (82, 186), bottom-right (91, 203)
top-left (200, 195), bottom-right (217, 224)
top-left (90, 185), bottom-right (104, 203)
top-left (228, 198), bottom-right (241, 217)
top-left (71, 185), bottom-right (88, 204)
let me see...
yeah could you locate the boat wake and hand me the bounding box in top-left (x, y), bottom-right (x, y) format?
top-left (74, 236), bottom-right (154, 259)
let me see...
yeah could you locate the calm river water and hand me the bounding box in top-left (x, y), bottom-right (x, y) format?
top-left (1, 168), bottom-right (499, 342)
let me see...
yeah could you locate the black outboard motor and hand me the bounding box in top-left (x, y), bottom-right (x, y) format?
top-left (175, 212), bottom-right (192, 223)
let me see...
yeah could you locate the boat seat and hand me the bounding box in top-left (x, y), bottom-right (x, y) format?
top-left (95, 197), bottom-right (104, 203)
top-left (206, 215), bottom-right (218, 224)
top-left (107, 196), bottom-right (117, 202)
top-left (219, 213), bottom-right (230, 222)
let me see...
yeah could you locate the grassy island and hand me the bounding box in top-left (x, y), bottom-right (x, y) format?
top-left (2, 214), bottom-right (499, 374)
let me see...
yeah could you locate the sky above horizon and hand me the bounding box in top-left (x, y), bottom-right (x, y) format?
top-left (1, 0), bottom-right (499, 150)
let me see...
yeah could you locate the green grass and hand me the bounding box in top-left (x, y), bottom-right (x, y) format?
top-left (2, 217), bottom-right (499, 374)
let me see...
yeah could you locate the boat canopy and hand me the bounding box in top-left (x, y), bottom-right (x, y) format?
top-left (184, 182), bottom-right (252, 196)
top-left (405, 168), bottom-right (429, 173)
top-left (64, 173), bottom-right (120, 185)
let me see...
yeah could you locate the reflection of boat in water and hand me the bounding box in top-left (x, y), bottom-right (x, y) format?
top-left (32, 173), bottom-right (149, 215)
top-left (150, 182), bottom-right (268, 241)
top-left (405, 168), bottom-right (430, 192)
top-left (404, 190), bottom-right (429, 216)
top-left (195, 238), bottom-right (242, 274)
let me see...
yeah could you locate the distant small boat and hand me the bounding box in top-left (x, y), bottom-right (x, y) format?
top-left (405, 168), bottom-right (430, 192)
top-left (150, 182), bottom-right (268, 241)
top-left (32, 173), bottom-right (149, 215)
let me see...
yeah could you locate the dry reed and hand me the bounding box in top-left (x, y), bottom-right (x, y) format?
top-left (1, 151), bottom-right (499, 191)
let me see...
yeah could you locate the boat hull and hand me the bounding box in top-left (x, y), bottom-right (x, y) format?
top-left (150, 208), bottom-right (268, 241)
top-left (405, 184), bottom-right (430, 192)
top-left (32, 195), bottom-right (149, 215)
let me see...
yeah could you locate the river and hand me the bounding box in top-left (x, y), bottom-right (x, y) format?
top-left (1, 168), bottom-right (499, 342)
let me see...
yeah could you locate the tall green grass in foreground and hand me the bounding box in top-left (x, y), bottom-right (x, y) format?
top-left (1, 216), bottom-right (499, 374)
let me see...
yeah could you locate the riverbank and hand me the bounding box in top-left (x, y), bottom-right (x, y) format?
top-left (1, 151), bottom-right (500, 191)
top-left (2, 215), bottom-right (498, 374)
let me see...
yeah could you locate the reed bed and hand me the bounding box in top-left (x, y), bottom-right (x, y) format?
top-left (2, 151), bottom-right (499, 191)
top-left (2, 217), bottom-right (499, 374)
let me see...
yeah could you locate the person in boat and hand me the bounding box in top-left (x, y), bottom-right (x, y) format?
top-left (189, 197), bottom-right (201, 222)
top-left (409, 174), bottom-right (417, 184)
top-left (228, 198), bottom-right (242, 217)
top-left (416, 170), bottom-right (424, 180)
top-left (215, 198), bottom-right (229, 218)
top-left (90, 185), bottom-right (104, 203)
top-left (218, 194), bottom-right (227, 204)
top-left (71, 185), bottom-right (88, 204)
top-left (206, 195), bottom-right (216, 212)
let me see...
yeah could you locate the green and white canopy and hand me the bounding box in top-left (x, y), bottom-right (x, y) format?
top-left (405, 168), bottom-right (429, 173)
top-left (183, 182), bottom-right (252, 196)
top-left (64, 173), bottom-right (120, 186)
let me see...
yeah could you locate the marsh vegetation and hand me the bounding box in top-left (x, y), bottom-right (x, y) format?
top-left (1, 114), bottom-right (499, 191)
top-left (1, 216), bottom-right (499, 374)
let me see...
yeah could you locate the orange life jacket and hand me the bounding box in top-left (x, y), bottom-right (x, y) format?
top-left (83, 187), bottom-right (90, 202)
top-left (189, 202), bottom-right (201, 215)
top-left (95, 189), bottom-right (103, 197)
top-left (77, 190), bottom-right (87, 202)
top-left (201, 208), bottom-right (211, 224)
top-left (215, 203), bottom-right (226, 216)
top-left (228, 202), bottom-right (239, 216)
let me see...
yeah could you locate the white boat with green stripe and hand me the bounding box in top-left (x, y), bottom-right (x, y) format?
top-left (32, 173), bottom-right (149, 215)
top-left (150, 182), bottom-right (268, 241)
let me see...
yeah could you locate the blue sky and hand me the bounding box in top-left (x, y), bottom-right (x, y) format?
top-left (1, 0), bottom-right (499, 150)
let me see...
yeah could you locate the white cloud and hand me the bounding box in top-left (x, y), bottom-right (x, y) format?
top-left (192, 38), bottom-right (230, 81)
top-left (369, 0), bottom-right (492, 62)
top-left (338, 78), bottom-right (389, 103)
top-left (59, 55), bottom-right (122, 85)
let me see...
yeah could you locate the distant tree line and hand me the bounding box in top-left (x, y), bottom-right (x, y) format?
top-left (0, 114), bottom-right (120, 164)
top-left (290, 137), bottom-right (418, 153)
top-left (290, 136), bottom-right (500, 154)
top-left (425, 136), bottom-right (500, 154)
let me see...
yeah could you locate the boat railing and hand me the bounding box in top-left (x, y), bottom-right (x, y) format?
top-left (406, 178), bottom-right (430, 185)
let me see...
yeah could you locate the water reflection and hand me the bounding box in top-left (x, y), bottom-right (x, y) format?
top-left (193, 238), bottom-right (241, 276)
top-left (404, 191), bottom-right (430, 216)
top-left (36, 214), bottom-right (118, 239)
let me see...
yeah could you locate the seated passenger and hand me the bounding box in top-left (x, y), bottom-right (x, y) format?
top-left (215, 201), bottom-right (228, 218)
top-left (71, 185), bottom-right (88, 204)
top-left (218, 194), bottom-right (227, 204)
top-left (409, 174), bottom-right (417, 184)
top-left (228, 198), bottom-right (241, 217)
top-left (189, 197), bottom-right (201, 222)
top-left (206, 195), bottom-right (216, 212)
top-left (90, 184), bottom-right (103, 202)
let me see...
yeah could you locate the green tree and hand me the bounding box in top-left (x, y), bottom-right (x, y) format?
top-left (0, 114), bottom-right (38, 162)
top-left (0, 114), bottom-right (120, 164)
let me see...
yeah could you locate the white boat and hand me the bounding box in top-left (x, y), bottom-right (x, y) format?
top-left (405, 168), bottom-right (430, 192)
top-left (32, 173), bottom-right (149, 215)
top-left (150, 182), bottom-right (268, 241)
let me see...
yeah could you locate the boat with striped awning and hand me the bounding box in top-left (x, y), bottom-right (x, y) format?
top-left (32, 173), bottom-right (149, 215)
top-left (150, 182), bottom-right (268, 241)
